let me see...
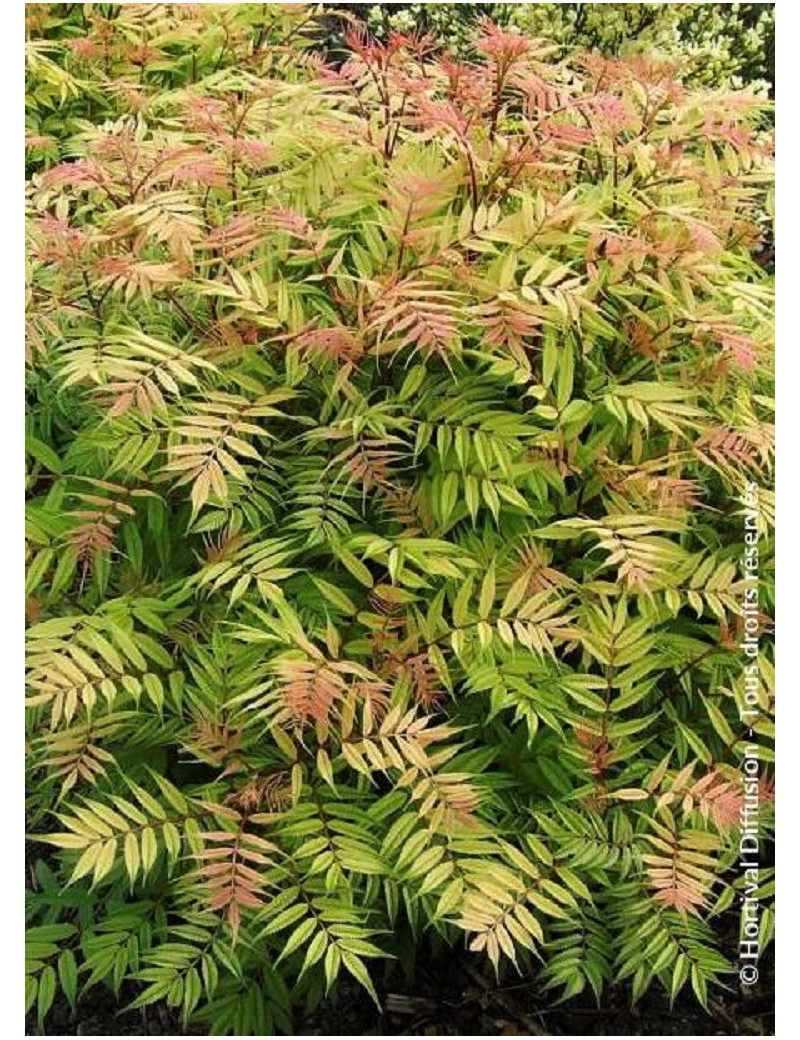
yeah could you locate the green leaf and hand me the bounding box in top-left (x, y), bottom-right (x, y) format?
top-left (37, 964), bottom-right (56, 1027)
top-left (341, 951), bottom-right (381, 1008)
top-left (57, 949), bottom-right (78, 1009)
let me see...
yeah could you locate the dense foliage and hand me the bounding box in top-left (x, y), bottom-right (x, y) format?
top-left (26, 4), bottom-right (775, 1034)
top-left (326, 3), bottom-right (775, 93)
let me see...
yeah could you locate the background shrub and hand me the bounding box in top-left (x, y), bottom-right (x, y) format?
top-left (26, 4), bottom-right (774, 1034)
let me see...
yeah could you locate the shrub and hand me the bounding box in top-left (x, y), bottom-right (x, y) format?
top-left (510, 3), bottom-right (775, 94)
top-left (26, 5), bottom-right (774, 1034)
